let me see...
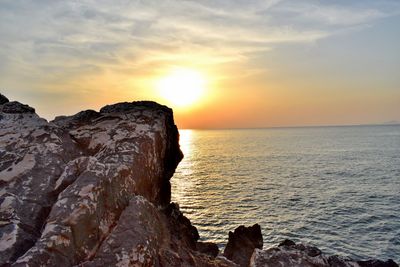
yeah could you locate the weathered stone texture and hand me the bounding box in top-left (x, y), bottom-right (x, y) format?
top-left (1, 98), bottom-right (188, 266)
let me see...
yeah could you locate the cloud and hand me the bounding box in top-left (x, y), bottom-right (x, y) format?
top-left (269, 1), bottom-right (400, 26)
top-left (0, 0), bottom-right (399, 107)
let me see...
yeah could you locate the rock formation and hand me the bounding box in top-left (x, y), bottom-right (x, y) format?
top-left (0, 94), bottom-right (232, 266)
top-left (249, 240), bottom-right (398, 267)
top-left (223, 224), bottom-right (263, 267)
top-left (0, 94), bottom-right (398, 267)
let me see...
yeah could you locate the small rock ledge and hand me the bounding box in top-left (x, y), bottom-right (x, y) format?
top-left (0, 94), bottom-right (398, 267)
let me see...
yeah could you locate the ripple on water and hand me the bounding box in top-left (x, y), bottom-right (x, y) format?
top-left (171, 126), bottom-right (400, 262)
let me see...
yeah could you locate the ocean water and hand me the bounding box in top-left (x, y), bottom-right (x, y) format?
top-left (170, 125), bottom-right (400, 262)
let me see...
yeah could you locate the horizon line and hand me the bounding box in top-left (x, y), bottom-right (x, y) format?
top-left (179, 122), bottom-right (400, 131)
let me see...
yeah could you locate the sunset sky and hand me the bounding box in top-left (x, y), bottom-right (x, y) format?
top-left (1, 0), bottom-right (399, 129)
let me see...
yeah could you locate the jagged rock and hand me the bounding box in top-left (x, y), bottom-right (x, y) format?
top-left (278, 239), bottom-right (296, 247)
top-left (157, 203), bottom-right (235, 266)
top-left (0, 99), bottom-right (81, 264)
top-left (249, 240), bottom-right (399, 267)
top-left (77, 196), bottom-right (234, 267)
top-left (357, 259), bottom-right (398, 267)
top-left (223, 224), bottom-right (263, 267)
top-left (0, 95), bottom-right (236, 267)
top-left (1, 101), bottom-right (35, 114)
top-left (53, 110), bottom-right (101, 129)
top-left (196, 242), bottom-right (219, 258)
top-left (0, 96), bottom-right (191, 266)
top-left (79, 195), bottom-right (164, 266)
top-left (163, 202), bottom-right (200, 249)
top-left (0, 94), bottom-right (9, 105)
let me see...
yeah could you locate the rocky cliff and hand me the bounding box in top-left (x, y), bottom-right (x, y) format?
top-left (0, 94), bottom-right (398, 267)
top-left (0, 94), bottom-right (231, 266)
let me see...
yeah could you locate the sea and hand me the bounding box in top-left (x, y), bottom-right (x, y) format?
top-left (170, 125), bottom-right (400, 262)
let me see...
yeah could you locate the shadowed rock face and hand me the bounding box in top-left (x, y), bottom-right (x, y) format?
top-left (0, 94), bottom-right (9, 105)
top-left (223, 224), bottom-right (263, 267)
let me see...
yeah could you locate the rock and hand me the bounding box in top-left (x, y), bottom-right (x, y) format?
top-left (278, 239), bottom-right (296, 247)
top-left (80, 195), bottom-right (232, 267)
top-left (196, 242), bottom-right (219, 258)
top-left (157, 203), bottom-right (236, 267)
top-left (249, 240), bottom-right (399, 267)
top-left (163, 202), bottom-right (200, 249)
top-left (79, 195), bottom-right (164, 266)
top-left (0, 103), bottom-right (80, 264)
top-left (223, 224), bottom-right (263, 267)
top-left (1, 101), bottom-right (35, 114)
top-left (0, 94), bottom-right (9, 105)
top-left (0, 97), bottom-right (191, 266)
top-left (53, 110), bottom-right (101, 129)
top-left (0, 96), bottom-right (236, 267)
top-left (357, 259), bottom-right (399, 267)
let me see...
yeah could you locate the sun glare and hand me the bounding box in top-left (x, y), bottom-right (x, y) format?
top-left (157, 68), bottom-right (206, 107)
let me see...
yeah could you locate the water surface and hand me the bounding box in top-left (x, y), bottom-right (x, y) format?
top-left (171, 126), bottom-right (400, 261)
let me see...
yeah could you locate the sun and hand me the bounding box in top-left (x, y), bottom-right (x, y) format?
top-left (156, 68), bottom-right (206, 107)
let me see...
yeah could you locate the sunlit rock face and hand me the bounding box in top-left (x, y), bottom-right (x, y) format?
top-left (0, 95), bottom-right (220, 266)
top-left (0, 95), bottom-right (237, 267)
top-left (1, 96), bottom-right (82, 264)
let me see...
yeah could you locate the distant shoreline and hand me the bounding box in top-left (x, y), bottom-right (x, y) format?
top-left (181, 123), bottom-right (400, 131)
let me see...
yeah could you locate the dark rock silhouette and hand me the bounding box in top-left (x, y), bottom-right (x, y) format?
top-left (0, 94), bottom-right (9, 105)
top-left (357, 259), bottom-right (398, 267)
top-left (196, 241), bottom-right (220, 258)
top-left (0, 94), bottom-right (398, 267)
top-left (224, 224), bottom-right (263, 267)
top-left (1, 101), bottom-right (35, 114)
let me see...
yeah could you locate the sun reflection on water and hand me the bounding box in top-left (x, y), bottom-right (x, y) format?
top-left (172, 129), bottom-right (194, 205)
top-left (171, 127), bottom-right (400, 261)
top-left (178, 129), bottom-right (192, 157)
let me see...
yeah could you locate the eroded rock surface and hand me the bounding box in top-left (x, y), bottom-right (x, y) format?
top-left (1, 96), bottom-right (226, 266)
top-left (1, 98), bottom-right (81, 264)
top-left (223, 224), bottom-right (263, 267)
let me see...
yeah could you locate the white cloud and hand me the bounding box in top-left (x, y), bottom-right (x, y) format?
top-left (271, 2), bottom-right (393, 26)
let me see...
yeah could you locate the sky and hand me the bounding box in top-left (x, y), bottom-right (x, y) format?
top-left (1, 0), bottom-right (399, 129)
